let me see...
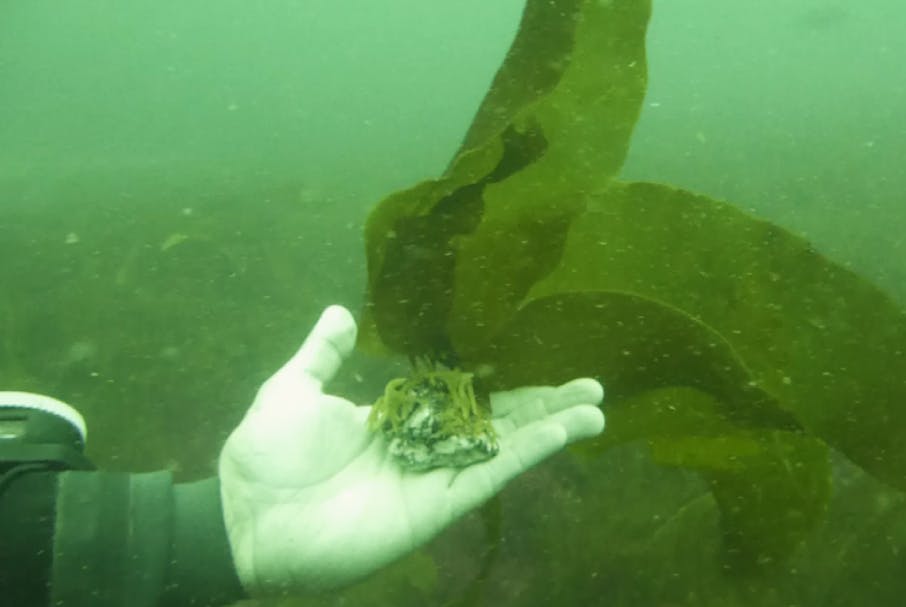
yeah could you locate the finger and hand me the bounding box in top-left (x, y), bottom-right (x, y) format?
top-left (274, 305), bottom-right (358, 388)
top-left (490, 385), bottom-right (557, 418)
top-left (491, 377), bottom-right (604, 425)
top-left (550, 404), bottom-right (605, 443)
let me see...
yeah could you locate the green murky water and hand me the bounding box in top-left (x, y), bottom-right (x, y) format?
top-left (2, 2), bottom-right (905, 605)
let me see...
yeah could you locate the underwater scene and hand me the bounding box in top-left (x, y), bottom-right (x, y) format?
top-left (3, 0), bottom-right (906, 605)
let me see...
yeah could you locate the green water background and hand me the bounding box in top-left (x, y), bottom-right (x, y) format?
top-left (2, 1), bottom-right (906, 605)
top-left (3, 1), bottom-right (903, 302)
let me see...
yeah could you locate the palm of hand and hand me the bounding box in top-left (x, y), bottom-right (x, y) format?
top-left (220, 306), bottom-right (604, 594)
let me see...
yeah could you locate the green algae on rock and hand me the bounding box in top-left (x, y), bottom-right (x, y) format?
top-left (367, 359), bottom-right (498, 472)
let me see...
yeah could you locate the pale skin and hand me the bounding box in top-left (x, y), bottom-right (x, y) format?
top-left (219, 305), bottom-right (605, 595)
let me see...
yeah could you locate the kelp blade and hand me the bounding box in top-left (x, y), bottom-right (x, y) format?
top-left (360, 0), bottom-right (651, 358)
top-left (525, 181), bottom-right (906, 490)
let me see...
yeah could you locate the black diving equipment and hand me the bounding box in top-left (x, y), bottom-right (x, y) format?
top-left (0, 393), bottom-right (95, 496)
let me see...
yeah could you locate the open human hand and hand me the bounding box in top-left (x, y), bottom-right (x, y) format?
top-left (219, 305), bottom-right (605, 595)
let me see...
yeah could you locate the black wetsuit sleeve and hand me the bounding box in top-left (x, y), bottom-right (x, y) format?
top-left (163, 475), bottom-right (248, 606)
top-left (0, 469), bottom-right (57, 606)
top-left (0, 469), bottom-right (247, 607)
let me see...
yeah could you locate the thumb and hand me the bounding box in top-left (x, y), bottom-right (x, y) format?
top-left (279, 305), bottom-right (357, 387)
top-left (248, 305), bottom-right (357, 416)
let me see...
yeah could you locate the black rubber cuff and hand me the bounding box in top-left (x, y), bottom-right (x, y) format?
top-left (0, 468), bottom-right (57, 605)
top-left (51, 470), bottom-right (173, 606)
top-left (50, 471), bottom-right (245, 606)
top-left (162, 477), bottom-right (246, 606)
